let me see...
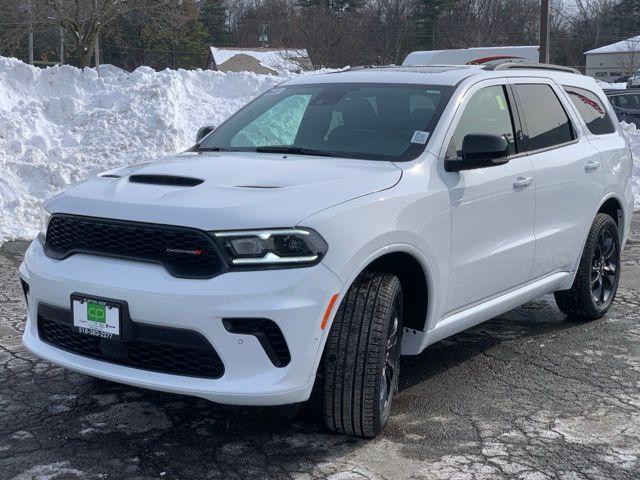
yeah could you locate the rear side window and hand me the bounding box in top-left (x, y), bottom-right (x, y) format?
top-left (514, 84), bottom-right (575, 151)
top-left (563, 86), bottom-right (616, 135)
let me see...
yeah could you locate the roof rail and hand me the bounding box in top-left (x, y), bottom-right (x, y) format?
top-left (484, 63), bottom-right (581, 75)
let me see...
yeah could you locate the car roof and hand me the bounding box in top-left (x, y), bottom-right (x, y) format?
top-left (282, 64), bottom-right (601, 90)
top-left (604, 89), bottom-right (636, 96)
top-left (283, 65), bottom-right (483, 86)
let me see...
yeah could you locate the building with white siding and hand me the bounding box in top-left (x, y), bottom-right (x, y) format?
top-left (585, 36), bottom-right (640, 81)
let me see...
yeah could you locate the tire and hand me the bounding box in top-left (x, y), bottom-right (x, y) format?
top-left (554, 213), bottom-right (621, 320)
top-left (322, 271), bottom-right (403, 438)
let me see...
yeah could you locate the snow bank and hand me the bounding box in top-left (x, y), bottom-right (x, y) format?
top-left (596, 80), bottom-right (628, 90)
top-left (0, 55), bottom-right (639, 245)
top-left (621, 121), bottom-right (640, 210)
top-left (0, 57), bottom-right (299, 243)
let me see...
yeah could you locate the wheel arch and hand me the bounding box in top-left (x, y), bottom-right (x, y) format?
top-left (334, 245), bottom-right (434, 334)
top-left (597, 195), bottom-right (624, 236)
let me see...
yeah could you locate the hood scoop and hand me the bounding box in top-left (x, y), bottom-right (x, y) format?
top-left (129, 174), bottom-right (204, 187)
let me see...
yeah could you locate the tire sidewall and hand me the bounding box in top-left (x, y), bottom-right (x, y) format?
top-left (375, 279), bottom-right (404, 432)
top-left (585, 216), bottom-right (621, 315)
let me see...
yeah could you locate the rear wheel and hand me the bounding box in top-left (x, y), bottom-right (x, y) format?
top-left (554, 213), bottom-right (621, 319)
top-left (322, 271), bottom-right (403, 438)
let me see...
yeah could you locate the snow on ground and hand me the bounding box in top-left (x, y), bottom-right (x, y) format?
top-left (597, 80), bottom-right (628, 90)
top-left (621, 121), bottom-right (640, 208)
top-left (0, 56), bottom-right (639, 245)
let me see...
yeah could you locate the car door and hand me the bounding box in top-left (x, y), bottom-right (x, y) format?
top-left (442, 82), bottom-right (536, 314)
top-left (510, 80), bottom-right (605, 278)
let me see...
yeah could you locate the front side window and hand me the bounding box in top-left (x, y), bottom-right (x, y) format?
top-left (563, 86), bottom-right (616, 135)
top-left (514, 84), bottom-right (575, 151)
top-left (198, 83), bottom-right (454, 161)
top-left (446, 85), bottom-right (516, 159)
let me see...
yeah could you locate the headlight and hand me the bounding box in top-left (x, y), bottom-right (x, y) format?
top-left (213, 228), bottom-right (328, 266)
top-left (38, 210), bottom-right (52, 242)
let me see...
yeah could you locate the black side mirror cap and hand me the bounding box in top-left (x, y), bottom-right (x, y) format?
top-left (196, 125), bottom-right (216, 143)
top-left (445, 133), bottom-right (510, 172)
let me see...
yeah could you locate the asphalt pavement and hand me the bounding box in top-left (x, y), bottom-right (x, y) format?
top-left (1, 217), bottom-right (640, 479)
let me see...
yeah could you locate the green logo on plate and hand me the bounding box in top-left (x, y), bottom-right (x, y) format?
top-left (87, 302), bottom-right (106, 323)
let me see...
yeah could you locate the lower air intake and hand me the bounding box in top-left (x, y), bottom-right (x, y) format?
top-left (222, 318), bottom-right (291, 367)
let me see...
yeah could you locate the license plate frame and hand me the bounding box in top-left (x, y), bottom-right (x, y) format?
top-left (71, 294), bottom-right (123, 341)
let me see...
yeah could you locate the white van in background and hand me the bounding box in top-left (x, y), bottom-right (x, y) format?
top-left (403, 46), bottom-right (539, 67)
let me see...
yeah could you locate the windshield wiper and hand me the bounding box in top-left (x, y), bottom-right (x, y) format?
top-left (194, 146), bottom-right (236, 152)
top-left (254, 146), bottom-right (346, 158)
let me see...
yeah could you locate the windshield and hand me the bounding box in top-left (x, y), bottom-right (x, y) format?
top-left (197, 83), bottom-right (454, 161)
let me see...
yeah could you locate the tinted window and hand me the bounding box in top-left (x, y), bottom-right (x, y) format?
top-left (564, 86), bottom-right (616, 135)
top-left (514, 84), bottom-right (574, 151)
top-left (446, 86), bottom-right (516, 159)
top-left (199, 83), bottom-right (454, 161)
top-left (611, 93), bottom-right (640, 109)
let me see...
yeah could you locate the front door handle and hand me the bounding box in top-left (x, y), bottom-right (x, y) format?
top-left (585, 161), bottom-right (600, 172)
top-left (513, 176), bottom-right (533, 189)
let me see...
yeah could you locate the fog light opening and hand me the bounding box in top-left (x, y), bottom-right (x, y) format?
top-left (20, 278), bottom-right (30, 306)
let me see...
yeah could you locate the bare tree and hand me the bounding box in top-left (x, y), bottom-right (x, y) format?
top-left (42, 0), bottom-right (142, 67)
top-left (616, 37), bottom-right (640, 76)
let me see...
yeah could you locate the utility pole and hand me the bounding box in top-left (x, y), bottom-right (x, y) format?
top-left (27, 0), bottom-right (34, 65)
top-left (59, 27), bottom-right (64, 65)
top-left (539, 0), bottom-right (550, 64)
top-left (94, 0), bottom-right (100, 75)
top-left (95, 32), bottom-right (100, 74)
top-left (28, 30), bottom-right (34, 65)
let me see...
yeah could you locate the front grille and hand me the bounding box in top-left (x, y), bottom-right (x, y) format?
top-left (45, 215), bottom-right (225, 279)
top-left (38, 310), bottom-right (225, 379)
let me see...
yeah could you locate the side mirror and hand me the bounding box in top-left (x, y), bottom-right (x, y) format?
top-left (196, 125), bottom-right (216, 143)
top-left (445, 133), bottom-right (510, 172)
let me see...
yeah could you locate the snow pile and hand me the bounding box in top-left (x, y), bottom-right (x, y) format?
top-left (210, 47), bottom-right (311, 74)
top-left (621, 121), bottom-right (640, 209)
top-left (597, 80), bottom-right (628, 90)
top-left (0, 56), bottom-right (308, 243)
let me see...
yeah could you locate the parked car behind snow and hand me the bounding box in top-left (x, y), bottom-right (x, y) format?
top-left (606, 89), bottom-right (640, 128)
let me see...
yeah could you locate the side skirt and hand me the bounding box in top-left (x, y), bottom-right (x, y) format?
top-left (401, 271), bottom-right (572, 355)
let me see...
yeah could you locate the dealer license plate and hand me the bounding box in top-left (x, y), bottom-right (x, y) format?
top-left (72, 296), bottom-right (121, 340)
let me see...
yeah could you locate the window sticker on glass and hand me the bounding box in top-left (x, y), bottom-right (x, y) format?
top-left (496, 95), bottom-right (506, 111)
top-left (411, 131), bottom-right (430, 144)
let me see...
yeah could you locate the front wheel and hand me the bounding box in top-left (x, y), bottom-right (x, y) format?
top-left (322, 271), bottom-right (403, 438)
top-left (554, 213), bottom-right (621, 319)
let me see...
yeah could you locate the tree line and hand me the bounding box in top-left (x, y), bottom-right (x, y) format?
top-left (0, 0), bottom-right (638, 71)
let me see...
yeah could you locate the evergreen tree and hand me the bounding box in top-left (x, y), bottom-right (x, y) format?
top-left (413, 0), bottom-right (457, 50)
top-left (200, 0), bottom-right (230, 45)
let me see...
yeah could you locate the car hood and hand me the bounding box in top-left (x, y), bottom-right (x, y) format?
top-left (47, 152), bottom-right (402, 230)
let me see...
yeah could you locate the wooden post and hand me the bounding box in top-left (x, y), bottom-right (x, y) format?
top-left (28, 30), bottom-right (34, 65)
top-left (95, 32), bottom-right (100, 74)
top-left (59, 27), bottom-right (64, 65)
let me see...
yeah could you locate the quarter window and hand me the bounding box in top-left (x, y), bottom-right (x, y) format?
top-left (446, 86), bottom-right (516, 159)
top-left (514, 84), bottom-right (575, 151)
top-left (563, 86), bottom-right (616, 135)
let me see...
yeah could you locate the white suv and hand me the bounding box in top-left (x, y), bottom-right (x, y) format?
top-left (20, 64), bottom-right (633, 438)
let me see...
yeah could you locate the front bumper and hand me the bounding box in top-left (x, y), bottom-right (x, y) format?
top-left (20, 238), bottom-right (343, 405)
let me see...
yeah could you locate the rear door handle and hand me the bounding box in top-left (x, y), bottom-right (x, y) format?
top-left (585, 161), bottom-right (600, 172)
top-left (513, 176), bottom-right (533, 189)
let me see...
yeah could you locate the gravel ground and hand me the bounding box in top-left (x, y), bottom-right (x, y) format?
top-left (1, 217), bottom-right (640, 480)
